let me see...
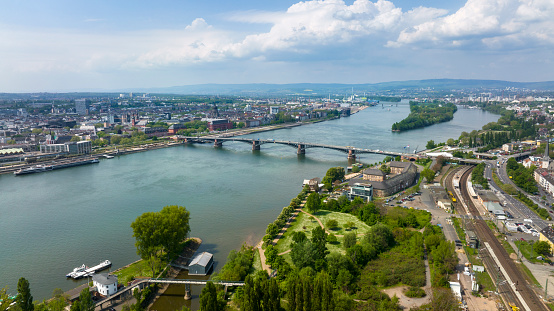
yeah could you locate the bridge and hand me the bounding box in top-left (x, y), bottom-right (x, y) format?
top-left (183, 136), bottom-right (418, 160)
top-left (95, 278), bottom-right (243, 308)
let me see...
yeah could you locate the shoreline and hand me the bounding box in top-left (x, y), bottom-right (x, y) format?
top-left (0, 108), bottom-right (369, 175)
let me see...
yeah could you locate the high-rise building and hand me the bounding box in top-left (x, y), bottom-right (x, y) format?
top-left (75, 99), bottom-right (90, 115)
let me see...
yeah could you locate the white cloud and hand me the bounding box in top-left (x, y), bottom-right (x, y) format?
top-left (389, 0), bottom-right (554, 48)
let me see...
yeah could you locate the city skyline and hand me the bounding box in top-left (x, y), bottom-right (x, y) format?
top-left (1, 0), bottom-right (553, 92)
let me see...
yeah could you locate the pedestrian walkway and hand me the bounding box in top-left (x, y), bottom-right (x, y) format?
top-left (257, 201), bottom-right (305, 274)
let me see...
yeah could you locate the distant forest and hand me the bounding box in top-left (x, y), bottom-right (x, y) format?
top-left (391, 102), bottom-right (457, 132)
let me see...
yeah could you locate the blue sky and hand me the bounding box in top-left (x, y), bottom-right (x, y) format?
top-left (1, 0), bottom-right (552, 92)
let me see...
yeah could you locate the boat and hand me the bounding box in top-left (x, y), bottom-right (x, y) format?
top-left (66, 264), bottom-right (87, 278)
top-left (66, 260), bottom-right (111, 279)
top-left (13, 165), bottom-right (53, 176)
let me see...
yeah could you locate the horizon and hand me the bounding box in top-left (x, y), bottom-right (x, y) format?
top-left (1, 0), bottom-right (553, 92)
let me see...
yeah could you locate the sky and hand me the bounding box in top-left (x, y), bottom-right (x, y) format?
top-left (0, 0), bottom-right (553, 92)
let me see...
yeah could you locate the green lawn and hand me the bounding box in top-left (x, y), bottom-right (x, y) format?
top-left (514, 240), bottom-right (543, 264)
top-left (113, 260), bottom-right (152, 284)
top-left (274, 210), bottom-right (370, 256)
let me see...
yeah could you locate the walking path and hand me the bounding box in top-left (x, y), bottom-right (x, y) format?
top-left (256, 201), bottom-right (305, 274)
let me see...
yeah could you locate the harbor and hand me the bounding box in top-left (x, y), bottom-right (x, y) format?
top-left (10, 157), bottom-right (99, 176)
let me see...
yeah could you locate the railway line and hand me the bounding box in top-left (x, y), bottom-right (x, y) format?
top-left (446, 166), bottom-right (548, 311)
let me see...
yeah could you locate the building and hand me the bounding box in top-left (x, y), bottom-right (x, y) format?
top-left (40, 141), bottom-right (92, 154)
top-left (205, 119), bottom-right (233, 131)
top-left (535, 168), bottom-right (554, 197)
top-left (502, 143), bottom-right (514, 152)
top-left (188, 252), bottom-right (214, 275)
top-left (466, 230), bottom-right (479, 248)
top-left (539, 226), bottom-right (554, 255)
top-left (75, 99), bottom-right (90, 115)
top-left (355, 161), bottom-right (417, 197)
top-left (477, 190), bottom-right (500, 205)
top-left (348, 183), bottom-right (373, 202)
top-left (270, 106), bottom-right (280, 115)
top-left (92, 274), bottom-right (118, 296)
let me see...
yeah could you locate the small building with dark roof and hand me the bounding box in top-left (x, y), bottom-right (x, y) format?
top-left (188, 252), bottom-right (214, 275)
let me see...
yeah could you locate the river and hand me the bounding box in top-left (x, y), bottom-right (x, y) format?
top-left (0, 103), bottom-right (498, 309)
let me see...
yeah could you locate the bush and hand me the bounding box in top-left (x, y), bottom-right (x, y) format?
top-left (327, 233), bottom-right (338, 244)
top-left (326, 219), bottom-right (339, 230)
top-left (405, 286), bottom-right (426, 298)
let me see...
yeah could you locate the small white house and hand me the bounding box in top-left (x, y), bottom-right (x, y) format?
top-left (93, 273), bottom-right (118, 296)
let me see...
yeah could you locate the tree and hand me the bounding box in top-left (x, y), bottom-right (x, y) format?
top-left (305, 192), bottom-right (321, 214)
top-left (343, 232), bottom-right (357, 250)
top-left (533, 241), bottom-right (551, 257)
top-left (70, 136), bottom-right (81, 142)
top-left (70, 288), bottom-right (94, 311)
top-left (16, 278), bottom-right (33, 311)
top-left (131, 205), bottom-right (191, 275)
top-left (325, 219), bottom-right (338, 229)
top-left (199, 282), bottom-right (220, 311)
top-left (1, 287), bottom-right (11, 311)
top-left (446, 138), bottom-right (455, 146)
top-left (322, 167), bottom-right (345, 185)
top-left (421, 168), bottom-right (435, 183)
top-left (426, 140), bottom-right (436, 149)
top-left (379, 164), bottom-right (391, 174)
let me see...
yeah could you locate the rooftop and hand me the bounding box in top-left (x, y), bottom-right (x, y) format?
top-left (189, 252), bottom-right (213, 267)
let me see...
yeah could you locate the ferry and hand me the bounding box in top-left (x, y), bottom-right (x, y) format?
top-left (14, 158), bottom-right (99, 176)
top-left (66, 260), bottom-right (111, 279)
top-left (13, 165), bottom-right (53, 175)
top-left (66, 264), bottom-right (87, 278)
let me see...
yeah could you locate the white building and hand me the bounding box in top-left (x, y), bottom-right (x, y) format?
top-left (92, 274), bottom-right (118, 296)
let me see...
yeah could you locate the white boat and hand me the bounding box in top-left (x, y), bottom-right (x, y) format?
top-left (66, 260), bottom-right (111, 279)
top-left (66, 264), bottom-right (87, 278)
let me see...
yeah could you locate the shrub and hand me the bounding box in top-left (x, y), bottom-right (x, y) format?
top-left (405, 286), bottom-right (426, 298)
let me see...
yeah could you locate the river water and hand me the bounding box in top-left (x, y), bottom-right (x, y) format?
top-left (0, 103), bottom-right (497, 308)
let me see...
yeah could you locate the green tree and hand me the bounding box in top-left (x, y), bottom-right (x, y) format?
top-left (421, 168), bottom-right (435, 183)
top-left (325, 219), bottom-right (338, 229)
top-left (426, 140), bottom-right (436, 149)
top-left (343, 232), bottom-right (357, 250)
top-left (199, 282), bottom-right (220, 311)
top-left (70, 288), bottom-right (94, 311)
top-left (379, 164), bottom-right (391, 174)
top-left (305, 192), bottom-right (321, 214)
top-left (1, 287), bottom-right (12, 311)
top-left (446, 138), bottom-right (456, 146)
top-left (70, 136), bottom-right (81, 142)
top-left (131, 205), bottom-right (191, 275)
top-left (16, 278), bottom-right (33, 311)
top-left (533, 241), bottom-right (551, 256)
top-left (322, 167), bottom-right (345, 185)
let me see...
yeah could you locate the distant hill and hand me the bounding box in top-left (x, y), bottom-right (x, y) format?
top-left (131, 79), bottom-right (554, 96)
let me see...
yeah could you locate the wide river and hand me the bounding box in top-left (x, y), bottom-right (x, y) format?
top-left (0, 102), bottom-right (498, 308)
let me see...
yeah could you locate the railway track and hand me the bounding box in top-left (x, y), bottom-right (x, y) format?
top-left (447, 166), bottom-right (548, 311)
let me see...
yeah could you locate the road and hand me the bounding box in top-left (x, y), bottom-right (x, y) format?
top-left (483, 159), bottom-right (550, 231)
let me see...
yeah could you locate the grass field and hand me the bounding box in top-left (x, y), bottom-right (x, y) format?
top-left (514, 240), bottom-right (542, 264)
top-left (274, 210), bottom-right (371, 256)
top-left (113, 260), bottom-right (152, 284)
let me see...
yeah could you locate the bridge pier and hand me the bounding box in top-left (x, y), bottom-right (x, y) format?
top-left (252, 141), bottom-right (261, 151)
top-left (214, 139), bottom-right (223, 148)
top-left (348, 149), bottom-right (356, 160)
top-left (297, 144), bottom-right (305, 155)
top-left (184, 284), bottom-right (191, 300)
